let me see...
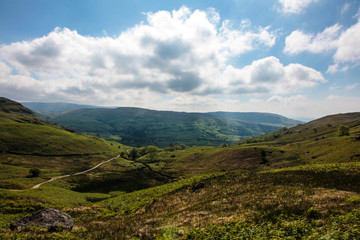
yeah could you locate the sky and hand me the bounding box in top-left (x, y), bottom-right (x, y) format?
top-left (0, 0), bottom-right (359, 120)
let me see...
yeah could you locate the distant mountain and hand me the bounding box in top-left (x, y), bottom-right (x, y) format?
top-left (37, 106), bottom-right (300, 147)
top-left (22, 102), bottom-right (100, 112)
top-left (207, 112), bottom-right (302, 127)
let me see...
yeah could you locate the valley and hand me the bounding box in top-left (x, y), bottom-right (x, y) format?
top-left (0, 97), bottom-right (360, 239)
top-left (24, 102), bottom-right (301, 147)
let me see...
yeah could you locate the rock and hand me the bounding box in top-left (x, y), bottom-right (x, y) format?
top-left (192, 182), bottom-right (205, 192)
top-left (10, 207), bottom-right (73, 232)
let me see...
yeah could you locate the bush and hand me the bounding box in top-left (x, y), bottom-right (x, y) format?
top-left (29, 168), bottom-right (41, 177)
top-left (129, 148), bottom-right (139, 160)
top-left (338, 125), bottom-right (350, 136)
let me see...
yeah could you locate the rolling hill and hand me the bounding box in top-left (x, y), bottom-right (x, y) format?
top-left (34, 106), bottom-right (301, 147)
top-left (0, 97), bottom-right (119, 156)
top-left (208, 111), bottom-right (302, 127)
top-left (0, 97), bottom-right (360, 239)
top-left (0, 97), bottom-right (127, 191)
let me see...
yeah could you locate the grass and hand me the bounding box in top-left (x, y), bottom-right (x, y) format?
top-left (184, 209), bottom-right (360, 239)
top-left (66, 161), bottom-right (360, 239)
top-left (0, 113), bottom-right (127, 190)
top-left (97, 173), bottom-right (220, 216)
top-left (1, 101), bottom-right (360, 239)
top-left (0, 122), bottom-right (119, 155)
top-left (183, 162), bottom-right (360, 239)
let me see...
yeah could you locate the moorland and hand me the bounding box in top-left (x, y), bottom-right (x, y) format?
top-left (0, 97), bottom-right (360, 239)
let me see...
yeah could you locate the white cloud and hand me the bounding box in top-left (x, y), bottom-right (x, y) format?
top-left (0, 6), bottom-right (279, 103)
top-left (0, 6), bottom-right (326, 113)
top-left (332, 21), bottom-right (360, 66)
top-left (341, 2), bottom-right (351, 15)
top-left (221, 56), bottom-right (325, 95)
top-left (278, 0), bottom-right (319, 14)
top-left (284, 19), bottom-right (360, 73)
top-left (284, 24), bottom-right (341, 54)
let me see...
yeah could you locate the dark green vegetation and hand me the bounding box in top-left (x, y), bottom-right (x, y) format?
top-left (37, 106), bottom-right (300, 147)
top-left (208, 111), bottom-right (301, 127)
top-left (0, 97), bottom-right (359, 239)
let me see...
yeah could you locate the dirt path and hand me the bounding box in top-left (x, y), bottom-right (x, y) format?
top-left (11, 154), bottom-right (120, 190)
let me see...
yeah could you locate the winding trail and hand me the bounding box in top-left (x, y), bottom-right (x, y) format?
top-left (12, 154), bottom-right (120, 190)
top-left (8, 153), bottom-right (174, 191)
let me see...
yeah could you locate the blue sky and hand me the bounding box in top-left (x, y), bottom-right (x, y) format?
top-left (0, 0), bottom-right (359, 120)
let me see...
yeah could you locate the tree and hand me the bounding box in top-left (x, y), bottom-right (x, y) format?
top-left (145, 146), bottom-right (159, 161)
top-left (148, 152), bottom-right (158, 161)
top-left (179, 144), bottom-right (187, 150)
top-left (146, 146), bottom-right (159, 154)
top-left (338, 125), bottom-right (350, 136)
top-left (29, 168), bottom-right (41, 177)
top-left (129, 148), bottom-right (139, 160)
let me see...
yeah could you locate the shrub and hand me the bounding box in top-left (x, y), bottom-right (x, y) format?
top-left (29, 168), bottom-right (41, 177)
top-left (338, 125), bottom-right (349, 136)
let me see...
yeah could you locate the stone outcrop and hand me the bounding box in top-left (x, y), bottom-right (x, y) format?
top-left (10, 207), bottom-right (73, 232)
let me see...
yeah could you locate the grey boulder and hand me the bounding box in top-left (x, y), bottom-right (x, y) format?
top-left (10, 207), bottom-right (73, 232)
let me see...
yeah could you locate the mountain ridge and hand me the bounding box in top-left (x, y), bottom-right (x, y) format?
top-left (21, 101), bottom-right (302, 147)
top-left (37, 107), bottom-right (296, 147)
top-left (207, 111), bottom-right (302, 127)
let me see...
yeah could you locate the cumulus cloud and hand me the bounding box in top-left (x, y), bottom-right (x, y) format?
top-left (284, 19), bottom-right (360, 73)
top-left (0, 7), bottom-right (278, 101)
top-left (0, 6), bottom-right (325, 108)
top-left (278, 0), bottom-right (319, 14)
top-left (284, 24), bottom-right (341, 54)
top-left (221, 56), bottom-right (325, 95)
top-left (331, 20), bottom-right (360, 71)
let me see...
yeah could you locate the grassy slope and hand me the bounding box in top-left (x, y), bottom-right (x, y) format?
top-left (76, 113), bottom-right (360, 239)
top-left (0, 97), bottom-right (125, 189)
top-left (0, 97), bottom-right (122, 155)
top-left (0, 108), bottom-right (359, 239)
top-left (43, 107), bottom-right (283, 147)
top-left (207, 111), bottom-right (302, 127)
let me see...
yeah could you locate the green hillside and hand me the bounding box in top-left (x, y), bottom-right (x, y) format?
top-left (0, 97), bottom-right (119, 156)
top-left (0, 97), bottom-right (125, 190)
top-left (83, 112), bottom-right (360, 239)
top-left (208, 111), bottom-right (302, 127)
top-left (0, 99), bottom-right (359, 239)
top-left (41, 107), bottom-right (285, 147)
